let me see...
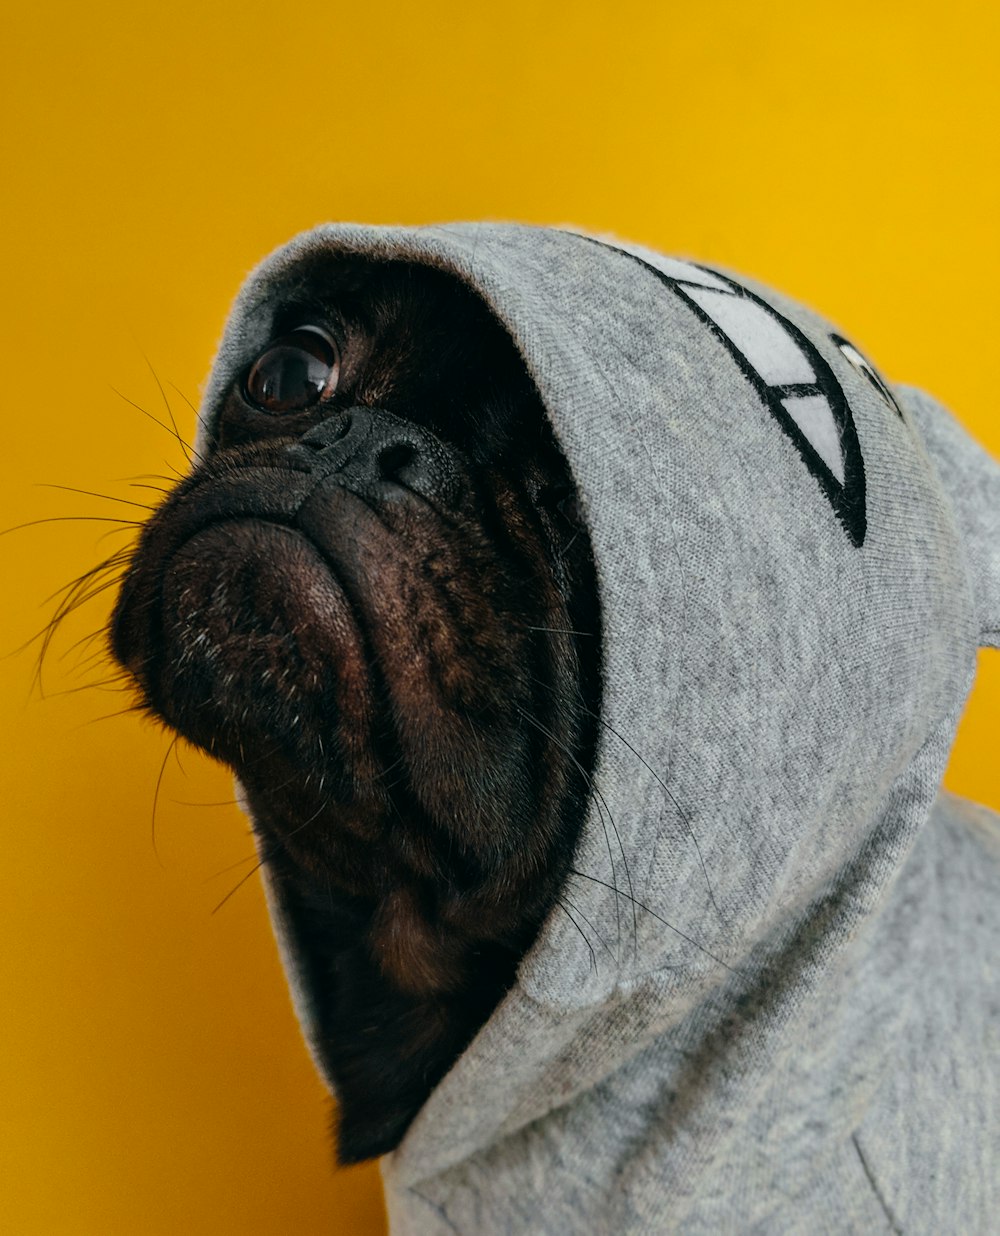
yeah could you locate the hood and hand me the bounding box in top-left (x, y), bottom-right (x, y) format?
top-left (196, 224), bottom-right (1000, 1233)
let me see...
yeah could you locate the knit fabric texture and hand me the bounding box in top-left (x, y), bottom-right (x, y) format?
top-left (196, 224), bottom-right (1000, 1234)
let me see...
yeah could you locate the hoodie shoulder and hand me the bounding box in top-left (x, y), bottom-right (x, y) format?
top-left (896, 385), bottom-right (1000, 649)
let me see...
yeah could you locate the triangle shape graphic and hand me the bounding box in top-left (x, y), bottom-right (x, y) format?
top-left (781, 395), bottom-right (845, 485)
top-left (572, 233), bottom-right (869, 546)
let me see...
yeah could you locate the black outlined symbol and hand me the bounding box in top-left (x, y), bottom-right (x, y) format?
top-left (578, 236), bottom-right (868, 548)
top-left (831, 333), bottom-right (903, 419)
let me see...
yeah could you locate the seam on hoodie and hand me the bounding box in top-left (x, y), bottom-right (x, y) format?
top-left (409, 1184), bottom-right (460, 1233)
top-left (851, 1133), bottom-right (903, 1234)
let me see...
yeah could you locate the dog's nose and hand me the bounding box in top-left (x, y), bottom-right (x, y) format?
top-left (286, 407), bottom-right (463, 508)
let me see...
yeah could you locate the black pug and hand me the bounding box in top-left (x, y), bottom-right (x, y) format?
top-left (110, 257), bottom-right (602, 1164)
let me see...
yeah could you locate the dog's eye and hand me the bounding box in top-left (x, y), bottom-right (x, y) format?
top-left (244, 325), bottom-right (340, 412)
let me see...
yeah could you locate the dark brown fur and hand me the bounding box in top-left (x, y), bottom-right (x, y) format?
top-left (110, 258), bottom-right (601, 1163)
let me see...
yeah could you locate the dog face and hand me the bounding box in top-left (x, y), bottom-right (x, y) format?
top-left (110, 257), bottom-right (602, 1161)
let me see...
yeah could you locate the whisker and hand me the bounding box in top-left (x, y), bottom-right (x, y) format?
top-left (559, 892), bottom-right (616, 962)
top-left (150, 735), bottom-right (180, 867)
top-left (211, 853), bottom-right (272, 914)
top-left (59, 627), bottom-right (112, 663)
top-left (175, 798), bottom-right (242, 809)
top-left (109, 385), bottom-right (195, 470)
top-left (41, 548), bottom-right (132, 605)
top-left (139, 349), bottom-right (189, 458)
top-left (1, 515), bottom-right (141, 538)
top-left (36, 483), bottom-right (153, 512)
top-left (516, 704), bottom-right (635, 961)
top-left (111, 380), bottom-right (192, 464)
top-left (70, 641), bottom-right (119, 673)
top-left (167, 379), bottom-right (199, 415)
top-left (71, 703), bottom-right (145, 730)
top-left (61, 652), bottom-right (110, 682)
top-left (519, 666), bottom-right (722, 929)
top-left (6, 559), bottom-right (124, 664)
top-left (202, 849), bottom-right (264, 882)
top-left (44, 677), bottom-right (132, 698)
top-left (593, 715), bottom-right (722, 923)
top-left (33, 573), bottom-right (130, 687)
top-left (523, 625), bottom-right (596, 637)
top-left (568, 868), bottom-right (736, 974)
top-left (115, 472), bottom-right (176, 487)
top-left (211, 795), bottom-right (331, 915)
top-left (558, 531), bottom-right (580, 560)
top-left (95, 524), bottom-right (139, 547)
top-left (13, 552), bottom-right (131, 695)
top-left (554, 898), bottom-right (597, 974)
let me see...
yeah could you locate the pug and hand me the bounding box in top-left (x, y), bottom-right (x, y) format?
top-left (106, 223), bottom-right (1000, 1235)
top-left (110, 255), bottom-right (603, 1164)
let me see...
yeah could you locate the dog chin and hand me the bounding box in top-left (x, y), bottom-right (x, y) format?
top-left (155, 516), bottom-right (367, 770)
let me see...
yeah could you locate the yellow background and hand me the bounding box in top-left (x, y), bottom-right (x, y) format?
top-left (2, 3), bottom-right (997, 1232)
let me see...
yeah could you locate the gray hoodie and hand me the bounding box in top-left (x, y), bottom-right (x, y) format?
top-left (197, 224), bottom-right (1000, 1235)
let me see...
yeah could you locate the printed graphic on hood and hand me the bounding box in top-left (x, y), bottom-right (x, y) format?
top-left (586, 237), bottom-right (871, 547)
top-left (831, 332), bottom-right (905, 419)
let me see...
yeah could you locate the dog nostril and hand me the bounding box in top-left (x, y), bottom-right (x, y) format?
top-left (377, 442), bottom-right (417, 481)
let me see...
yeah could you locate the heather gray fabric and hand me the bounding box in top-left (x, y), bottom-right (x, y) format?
top-left (197, 225), bottom-right (1000, 1234)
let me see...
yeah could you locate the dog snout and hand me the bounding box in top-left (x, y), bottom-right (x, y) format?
top-left (287, 406), bottom-right (465, 509)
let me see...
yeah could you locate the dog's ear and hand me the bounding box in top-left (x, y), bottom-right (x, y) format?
top-left (904, 386), bottom-right (1000, 649)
